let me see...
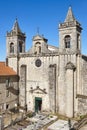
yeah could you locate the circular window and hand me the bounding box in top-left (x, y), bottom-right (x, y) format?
top-left (35, 59), bottom-right (41, 67)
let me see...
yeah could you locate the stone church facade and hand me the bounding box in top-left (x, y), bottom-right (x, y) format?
top-left (5, 7), bottom-right (87, 118)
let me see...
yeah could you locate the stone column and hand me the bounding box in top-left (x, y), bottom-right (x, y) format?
top-left (49, 64), bottom-right (56, 113)
top-left (19, 65), bottom-right (26, 108)
top-left (66, 62), bottom-right (76, 117)
top-left (58, 55), bottom-right (66, 115)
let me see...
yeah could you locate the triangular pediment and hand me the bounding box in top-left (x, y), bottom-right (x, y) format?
top-left (32, 34), bottom-right (48, 42)
top-left (33, 35), bottom-right (43, 41)
top-left (30, 87), bottom-right (47, 94)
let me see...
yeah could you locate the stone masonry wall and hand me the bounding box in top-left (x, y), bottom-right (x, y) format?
top-left (78, 55), bottom-right (87, 115)
top-left (0, 76), bottom-right (18, 111)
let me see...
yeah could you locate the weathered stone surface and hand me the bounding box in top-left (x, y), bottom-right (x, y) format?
top-left (5, 7), bottom-right (87, 118)
top-left (0, 76), bottom-right (18, 111)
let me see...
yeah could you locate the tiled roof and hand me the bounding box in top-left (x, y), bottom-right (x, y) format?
top-left (0, 62), bottom-right (17, 76)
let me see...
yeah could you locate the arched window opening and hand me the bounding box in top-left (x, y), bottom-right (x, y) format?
top-left (35, 42), bottom-right (41, 54)
top-left (19, 42), bottom-right (23, 53)
top-left (64, 35), bottom-right (71, 48)
top-left (39, 46), bottom-right (41, 53)
top-left (10, 43), bottom-right (14, 53)
top-left (77, 34), bottom-right (80, 49)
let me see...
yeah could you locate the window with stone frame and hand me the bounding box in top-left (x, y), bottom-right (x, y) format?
top-left (64, 35), bottom-right (71, 48)
top-left (35, 42), bottom-right (41, 54)
top-left (10, 42), bottom-right (14, 53)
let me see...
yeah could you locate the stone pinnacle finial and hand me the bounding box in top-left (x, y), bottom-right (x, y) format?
top-left (65, 6), bottom-right (75, 22)
top-left (12, 18), bottom-right (22, 33)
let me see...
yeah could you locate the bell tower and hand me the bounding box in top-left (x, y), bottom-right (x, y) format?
top-left (6, 19), bottom-right (26, 72)
top-left (6, 19), bottom-right (26, 57)
top-left (59, 7), bottom-right (82, 54)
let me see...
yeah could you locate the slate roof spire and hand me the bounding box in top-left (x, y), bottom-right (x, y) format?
top-left (65, 6), bottom-right (76, 22)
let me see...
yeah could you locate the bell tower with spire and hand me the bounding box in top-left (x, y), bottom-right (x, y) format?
top-left (6, 19), bottom-right (26, 72)
top-left (6, 19), bottom-right (26, 57)
top-left (59, 7), bottom-right (82, 54)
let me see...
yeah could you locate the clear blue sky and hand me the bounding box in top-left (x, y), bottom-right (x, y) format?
top-left (0, 0), bottom-right (87, 61)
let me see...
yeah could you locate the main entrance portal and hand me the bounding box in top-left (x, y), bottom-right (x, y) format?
top-left (35, 97), bottom-right (42, 112)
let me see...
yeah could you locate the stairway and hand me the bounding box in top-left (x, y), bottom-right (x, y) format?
top-left (73, 117), bottom-right (87, 130)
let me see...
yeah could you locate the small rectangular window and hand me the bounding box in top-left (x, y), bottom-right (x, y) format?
top-left (39, 46), bottom-right (41, 53)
